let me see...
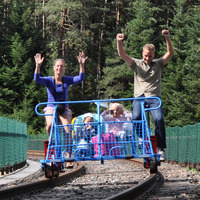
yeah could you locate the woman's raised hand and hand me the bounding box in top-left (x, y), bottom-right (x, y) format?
top-left (34, 53), bottom-right (44, 67)
top-left (77, 52), bottom-right (88, 65)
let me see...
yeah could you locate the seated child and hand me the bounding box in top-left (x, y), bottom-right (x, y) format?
top-left (101, 103), bottom-right (132, 138)
top-left (81, 113), bottom-right (97, 142)
top-left (75, 113), bottom-right (97, 156)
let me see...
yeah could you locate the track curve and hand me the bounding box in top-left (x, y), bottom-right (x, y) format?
top-left (0, 162), bottom-right (83, 199)
top-left (0, 151), bottom-right (163, 199)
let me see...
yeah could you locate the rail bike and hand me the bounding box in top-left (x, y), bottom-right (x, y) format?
top-left (35, 97), bottom-right (161, 178)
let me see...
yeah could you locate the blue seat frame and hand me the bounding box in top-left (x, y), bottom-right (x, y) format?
top-left (35, 97), bottom-right (161, 167)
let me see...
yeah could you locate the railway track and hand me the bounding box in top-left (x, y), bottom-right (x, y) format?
top-left (145, 162), bottom-right (200, 199)
top-left (0, 151), bottom-right (162, 200)
top-left (5, 151), bottom-right (200, 199)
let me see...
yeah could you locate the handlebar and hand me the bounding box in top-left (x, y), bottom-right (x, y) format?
top-left (35, 96), bottom-right (162, 116)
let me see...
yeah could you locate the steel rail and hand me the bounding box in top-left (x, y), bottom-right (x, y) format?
top-left (0, 152), bottom-right (163, 199)
top-left (105, 172), bottom-right (163, 200)
top-left (105, 159), bottom-right (164, 200)
top-left (0, 151), bottom-right (84, 199)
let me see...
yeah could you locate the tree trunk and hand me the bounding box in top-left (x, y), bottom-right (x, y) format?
top-left (43, 0), bottom-right (45, 38)
top-left (116, 0), bottom-right (120, 26)
top-left (96, 0), bottom-right (107, 99)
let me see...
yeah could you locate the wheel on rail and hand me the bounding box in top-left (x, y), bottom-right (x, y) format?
top-left (149, 157), bottom-right (157, 174)
top-left (44, 163), bottom-right (60, 178)
top-left (52, 163), bottom-right (60, 178)
top-left (44, 164), bottom-right (53, 178)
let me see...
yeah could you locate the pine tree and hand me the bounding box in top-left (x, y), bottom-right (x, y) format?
top-left (100, 0), bottom-right (157, 100)
top-left (162, 0), bottom-right (200, 126)
top-left (0, 0), bottom-right (45, 134)
top-left (0, 0), bottom-right (199, 133)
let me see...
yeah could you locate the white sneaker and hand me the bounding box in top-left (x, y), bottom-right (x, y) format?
top-left (138, 138), bottom-right (143, 149)
top-left (157, 149), bottom-right (166, 161)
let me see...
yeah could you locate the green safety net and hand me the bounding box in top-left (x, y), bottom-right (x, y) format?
top-left (0, 116), bottom-right (27, 168)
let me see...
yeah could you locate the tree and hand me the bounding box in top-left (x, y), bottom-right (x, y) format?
top-left (100, 0), bottom-right (157, 100)
top-left (0, 0), bottom-right (45, 134)
top-left (162, 0), bottom-right (200, 126)
top-left (0, 0), bottom-right (199, 133)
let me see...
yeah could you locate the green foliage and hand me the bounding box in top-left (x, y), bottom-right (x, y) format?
top-left (0, 0), bottom-right (199, 134)
top-left (161, 0), bottom-right (200, 127)
top-left (100, 0), bottom-right (158, 99)
top-left (100, 64), bottom-right (134, 99)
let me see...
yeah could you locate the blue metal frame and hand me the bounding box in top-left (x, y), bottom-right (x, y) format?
top-left (35, 97), bottom-right (162, 166)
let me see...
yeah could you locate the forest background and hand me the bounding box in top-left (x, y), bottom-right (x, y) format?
top-left (0, 0), bottom-right (200, 135)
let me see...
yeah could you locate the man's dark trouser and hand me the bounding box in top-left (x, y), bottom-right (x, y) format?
top-left (132, 97), bottom-right (166, 150)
